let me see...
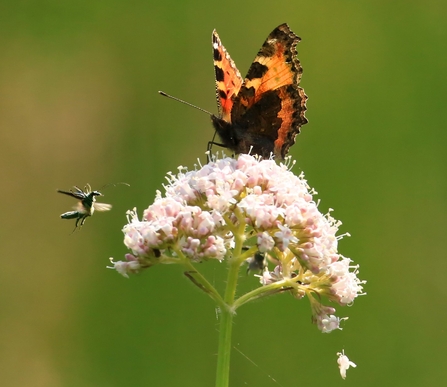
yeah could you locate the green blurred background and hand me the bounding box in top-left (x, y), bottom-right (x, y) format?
top-left (1, 1), bottom-right (446, 386)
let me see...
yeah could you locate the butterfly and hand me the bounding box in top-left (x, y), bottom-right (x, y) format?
top-left (210, 23), bottom-right (308, 159)
top-left (57, 184), bottom-right (112, 230)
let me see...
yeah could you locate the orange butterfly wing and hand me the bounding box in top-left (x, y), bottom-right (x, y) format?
top-left (212, 30), bottom-right (243, 122)
top-left (211, 24), bottom-right (308, 160)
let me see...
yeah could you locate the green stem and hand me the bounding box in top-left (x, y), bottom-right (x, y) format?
top-left (215, 218), bottom-right (245, 387)
top-left (215, 302), bottom-right (234, 387)
top-left (233, 279), bottom-right (294, 309)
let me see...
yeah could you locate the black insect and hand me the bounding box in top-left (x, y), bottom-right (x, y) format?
top-left (57, 184), bottom-right (112, 230)
top-left (247, 251), bottom-right (267, 274)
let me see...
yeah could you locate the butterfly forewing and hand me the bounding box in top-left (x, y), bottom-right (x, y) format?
top-left (212, 30), bottom-right (243, 122)
top-left (211, 23), bottom-right (308, 160)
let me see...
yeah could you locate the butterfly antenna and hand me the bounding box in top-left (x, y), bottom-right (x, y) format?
top-left (158, 91), bottom-right (214, 116)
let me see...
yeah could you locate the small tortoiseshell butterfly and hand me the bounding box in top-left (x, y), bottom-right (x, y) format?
top-left (211, 23), bottom-right (308, 159)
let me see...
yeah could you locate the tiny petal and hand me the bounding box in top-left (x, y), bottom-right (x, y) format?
top-left (257, 231), bottom-right (275, 252)
top-left (202, 235), bottom-right (227, 260)
top-left (329, 259), bottom-right (366, 305)
top-left (318, 315), bottom-right (347, 333)
top-left (337, 350), bottom-right (357, 379)
top-left (274, 223), bottom-right (298, 250)
top-left (310, 300), bottom-right (348, 333)
top-left (108, 255), bottom-right (142, 278)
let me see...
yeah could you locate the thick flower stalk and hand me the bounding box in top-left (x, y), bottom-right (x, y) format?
top-left (109, 154), bottom-right (365, 333)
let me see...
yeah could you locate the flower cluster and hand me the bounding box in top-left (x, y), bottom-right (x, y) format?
top-left (109, 154), bottom-right (365, 332)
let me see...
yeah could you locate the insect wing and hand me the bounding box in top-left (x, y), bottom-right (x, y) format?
top-left (57, 187), bottom-right (87, 200)
top-left (93, 202), bottom-right (112, 212)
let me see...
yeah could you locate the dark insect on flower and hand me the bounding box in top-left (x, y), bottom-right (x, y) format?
top-left (57, 184), bottom-right (112, 230)
top-left (246, 251), bottom-right (267, 274)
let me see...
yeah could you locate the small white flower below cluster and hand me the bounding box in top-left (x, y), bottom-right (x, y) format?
top-left (337, 350), bottom-right (357, 379)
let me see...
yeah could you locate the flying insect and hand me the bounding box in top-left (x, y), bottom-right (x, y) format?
top-left (246, 251), bottom-right (267, 274)
top-left (57, 184), bottom-right (112, 230)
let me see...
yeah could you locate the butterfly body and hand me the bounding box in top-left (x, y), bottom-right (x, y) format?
top-left (211, 23), bottom-right (308, 159)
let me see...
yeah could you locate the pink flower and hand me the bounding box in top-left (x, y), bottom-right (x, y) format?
top-left (108, 254), bottom-right (144, 278)
top-left (109, 154), bottom-right (365, 332)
